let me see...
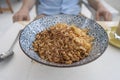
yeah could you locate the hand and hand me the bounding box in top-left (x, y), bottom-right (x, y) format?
top-left (13, 8), bottom-right (30, 22)
top-left (96, 7), bottom-right (112, 21)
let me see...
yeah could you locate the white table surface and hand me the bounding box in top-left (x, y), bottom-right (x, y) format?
top-left (0, 22), bottom-right (120, 80)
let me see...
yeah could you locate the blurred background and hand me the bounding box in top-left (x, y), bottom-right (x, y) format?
top-left (0, 0), bottom-right (120, 36)
top-left (105, 0), bottom-right (120, 12)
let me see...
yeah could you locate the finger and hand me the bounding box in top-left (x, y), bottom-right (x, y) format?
top-left (22, 15), bottom-right (30, 21)
top-left (13, 17), bottom-right (19, 22)
top-left (108, 13), bottom-right (112, 21)
top-left (103, 13), bottom-right (108, 21)
top-left (26, 15), bottom-right (30, 21)
top-left (17, 15), bottom-right (24, 21)
top-left (13, 15), bottom-right (18, 23)
top-left (13, 18), bottom-right (17, 23)
top-left (104, 12), bottom-right (109, 21)
top-left (23, 16), bottom-right (27, 21)
top-left (13, 14), bottom-right (23, 22)
top-left (104, 12), bottom-right (112, 21)
top-left (96, 12), bottom-right (100, 21)
top-left (103, 13), bottom-right (109, 21)
top-left (13, 17), bottom-right (15, 23)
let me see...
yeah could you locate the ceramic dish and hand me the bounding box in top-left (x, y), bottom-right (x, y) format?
top-left (19, 14), bottom-right (108, 67)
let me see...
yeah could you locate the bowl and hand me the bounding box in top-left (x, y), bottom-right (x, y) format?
top-left (19, 14), bottom-right (108, 67)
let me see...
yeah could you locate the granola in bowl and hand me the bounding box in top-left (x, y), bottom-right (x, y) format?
top-left (32, 23), bottom-right (94, 64)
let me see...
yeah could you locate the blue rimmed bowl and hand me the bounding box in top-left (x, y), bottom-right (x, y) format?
top-left (19, 14), bottom-right (108, 67)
